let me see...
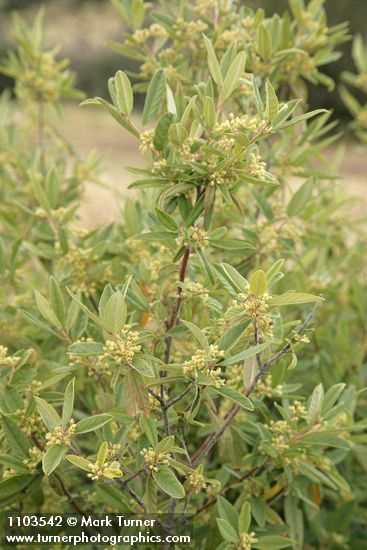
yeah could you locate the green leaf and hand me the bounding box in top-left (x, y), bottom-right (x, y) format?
top-left (216, 518), bottom-right (239, 543)
top-left (287, 178), bottom-right (314, 216)
top-left (62, 378), bottom-right (75, 427)
top-left (210, 239), bottom-right (254, 251)
top-left (266, 259), bottom-right (284, 287)
top-left (203, 35), bottom-right (223, 86)
top-left (142, 69), bottom-right (166, 125)
top-left (204, 96), bottom-right (216, 128)
top-left (35, 291), bottom-right (61, 329)
top-left (238, 501), bottom-right (251, 533)
top-left (155, 208), bottom-right (178, 232)
top-left (133, 231), bottom-right (177, 241)
top-left (297, 461), bottom-right (337, 490)
top-left (265, 79), bottom-right (278, 121)
top-left (211, 386), bottom-right (254, 411)
top-left (155, 435), bottom-right (175, 454)
top-left (153, 112), bottom-right (174, 151)
top-left (68, 342), bottom-right (105, 356)
top-left (300, 433), bottom-right (350, 450)
top-left (253, 535), bottom-right (294, 549)
top-left (0, 475), bottom-right (40, 508)
top-left (34, 397), bottom-right (61, 431)
top-left (131, 0), bottom-right (145, 27)
top-left (97, 442), bottom-right (108, 467)
top-left (307, 383), bottom-right (324, 426)
top-left (101, 291), bottom-right (127, 335)
top-left (49, 277), bottom-right (65, 324)
top-left (152, 465), bottom-right (185, 499)
top-left (1, 415), bottom-right (30, 458)
top-left (220, 342), bottom-right (270, 366)
top-left (65, 299), bottom-right (80, 332)
top-left (217, 263), bottom-right (249, 293)
top-left (321, 383), bottom-right (346, 415)
top-left (114, 70), bottom-right (133, 115)
top-left (42, 445), bottom-right (68, 476)
top-left (74, 414), bottom-right (113, 434)
top-left (0, 455), bottom-right (28, 472)
top-left (139, 416), bottom-right (158, 447)
top-left (81, 98), bottom-right (139, 137)
top-left (169, 122), bottom-right (188, 145)
top-left (258, 24), bottom-right (272, 60)
top-left (66, 455), bottom-right (92, 472)
top-left (166, 84), bottom-right (176, 115)
top-left (197, 248), bottom-right (215, 284)
top-left (124, 369), bottom-right (151, 418)
top-left (67, 289), bottom-right (104, 330)
top-left (99, 284), bottom-right (114, 317)
top-left (131, 357), bottom-right (155, 378)
top-left (249, 270), bottom-right (267, 296)
top-left (217, 496), bottom-right (239, 529)
top-left (20, 310), bottom-right (60, 337)
top-left (220, 41), bottom-right (237, 78)
top-left (277, 109), bottom-right (328, 130)
top-left (249, 497), bottom-right (266, 528)
top-left (180, 320), bottom-right (209, 351)
top-left (221, 51), bottom-right (246, 100)
top-left (269, 293), bottom-right (323, 307)
top-left (287, 352), bottom-right (297, 371)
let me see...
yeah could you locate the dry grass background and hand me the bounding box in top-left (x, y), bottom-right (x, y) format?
top-left (1, 1), bottom-right (365, 229)
top-left (57, 103), bottom-right (367, 229)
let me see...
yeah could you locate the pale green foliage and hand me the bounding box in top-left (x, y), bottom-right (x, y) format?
top-left (0, 3), bottom-right (366, 550)
top-left (340, 34), bottom-right (367, 142)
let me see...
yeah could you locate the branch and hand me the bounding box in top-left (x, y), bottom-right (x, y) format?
top-left (165, 382), bottom-right (195, 409)
top-left (117, 477), bottom-right (146, 512)
top-left (191, 304), bottom-right (319, 467)
top-left (160, 246), bottom-right (191, 436)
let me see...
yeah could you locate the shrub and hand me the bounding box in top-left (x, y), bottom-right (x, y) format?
top-left (0, 2), bottom-right (366, 550)
top-left (340, 34), bottom-right (367, 142)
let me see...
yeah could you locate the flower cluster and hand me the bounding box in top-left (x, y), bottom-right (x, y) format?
top-left (179, 227), bottom-right (209, 250)
top-left (139, 130), bottom-right (155, 154)
top-left (182, 281), bottom-right (209, 301)
top-left (104, 326), bottom-right (142, 365)
top-left (238, 290), bottom-right (273, 339)
top-left (238, 532), bottom-right (258, 550)
top-left (0, 346), bottom-right (20, 368)
top-left (213, 113), bottom-right (263, 136)
top-left (188, 470), bottom-right (206, 494)
top-left (183, 344), bottom-right (225, 387)
top-left (288, 400), bottom-right (307, 420)
top-left (15, 408), bottom-right (45, 437)
top-left (130, 24), bottom-right (167, 45)
top-left (69, 339), bottom-right (111, 383)
top-left (247, 153), bottom-right (267, 178)
top-left (23, 447), bottom-right (43, 474)
top-left (140, 447), bottom-right (171, 472)
top-left (255, 376), bottom-right (283, 399)
top-left (15, 52), bottom-right (70, 104)
top-left (87, 460), bottom-right (123, 481)
top-left (45, 420), bottom-right (76, 447)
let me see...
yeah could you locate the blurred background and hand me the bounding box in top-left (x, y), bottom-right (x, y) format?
top-left (0, 0), bottom-right (366, 226)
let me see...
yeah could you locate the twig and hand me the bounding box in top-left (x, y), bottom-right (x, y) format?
top-left (147, 387), bottom-right (165, 406)
top-left (160, 246), bottom-right (191, 436)
top-left (117, 478), bottom-right (146, 512)
top-left (191, 304), bottom-right (319, 467)
top-left (53, 473), bottom-right (88, 517)
top-left (254, 317), bottom-right (262, 368)
top-left (165, 383), bottom-right (194, 409)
